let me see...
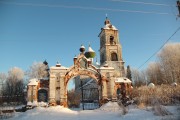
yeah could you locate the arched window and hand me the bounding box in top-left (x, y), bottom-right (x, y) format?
top-left (111, 52), bottom-right (118, 61)
top-left (110, 36), bottom-right (114, 45)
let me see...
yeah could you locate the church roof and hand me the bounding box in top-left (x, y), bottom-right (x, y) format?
top-left (28, 78), bottom-right (39, 86)
top-left (50, 61), bottom-right (68, 70)
top-left (99, 66), bottom-right (114, 70)
top-left (103, 17), bottom-right (118, 30)
top-left (115, 77), bottom-right (131, 83)
top-left (99, 62), bottom-right (114, 70)
top-left (85, 45), bottom-right (96, 58)
top-left (103, 24), bottom-right (118, 30)
top-left (50, 66), bottom-right (68, 70)
top-left (88, 46), bottom-right (94, 52)
top-left (98, 18), bottom-right (118, 37)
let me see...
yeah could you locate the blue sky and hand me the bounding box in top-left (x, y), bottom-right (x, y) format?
top-left (0, 0), bottom-right (180, 74)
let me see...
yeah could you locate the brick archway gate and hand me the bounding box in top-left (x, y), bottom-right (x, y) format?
top-left (64, 69), bottom-right (101, 108)
top-left (63, 54), bottom-right (103, 107)
top-left (49, 53), bottom-right (116, 107)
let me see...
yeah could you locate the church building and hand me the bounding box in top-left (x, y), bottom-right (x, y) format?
top-left (27, 17), bottom-right (132, 107)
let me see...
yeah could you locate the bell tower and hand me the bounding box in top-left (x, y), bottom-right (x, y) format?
top-left (98, 17), bottom-right (125, 77)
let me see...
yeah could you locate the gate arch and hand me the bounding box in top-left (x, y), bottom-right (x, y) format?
top-left (64, 62), bottom-right (102, 107)
top-left (49, 53), bottom-right (110, 107)
top-left (63, 57), bottom-right (103, 107)
top-left (64, 67), bottom-right (101, 86)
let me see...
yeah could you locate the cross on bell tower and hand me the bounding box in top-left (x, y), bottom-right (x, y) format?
top-left (98, 17), bottom-right (125, 77)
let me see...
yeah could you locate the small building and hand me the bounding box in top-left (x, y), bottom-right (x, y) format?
top-left (115, 77), bottom-right (132, 98)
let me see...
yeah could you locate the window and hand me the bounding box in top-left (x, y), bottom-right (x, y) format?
top-left (111, 52), bottom-right (118, 61)
top-left (110, 36), bottom-right (114, 45)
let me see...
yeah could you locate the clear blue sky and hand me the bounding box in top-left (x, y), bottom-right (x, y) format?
top-left (0, 0), bottom-right (180, 73)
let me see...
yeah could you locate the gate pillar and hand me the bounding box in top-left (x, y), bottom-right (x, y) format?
top-left (49, 74), bottom-right (56, 106)
top-left (102, 79), bottom-right (107, 99)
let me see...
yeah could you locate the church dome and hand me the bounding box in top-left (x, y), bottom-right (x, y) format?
top-left (79, 44), bottom-right (85, 53)
top-left (85, 45), bottom-right (96, 58)
top-left (103, 17), bottom-right (118, 30)
top-left (43, 60), bottom-right (48, 65)
top-left (103, 24), bottom-right (117, 30)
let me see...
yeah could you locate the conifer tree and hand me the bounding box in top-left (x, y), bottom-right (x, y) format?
top-left (126, 65), bottom-right (132, 81)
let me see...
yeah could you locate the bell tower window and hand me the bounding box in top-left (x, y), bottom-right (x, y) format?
top-left (111, 52), bottom-right (118, 61)
top-left (110, 36), bottom-right (114, 45)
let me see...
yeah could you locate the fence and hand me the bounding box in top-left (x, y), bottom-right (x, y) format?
top-left (0, 106), bottom-right (15, 119)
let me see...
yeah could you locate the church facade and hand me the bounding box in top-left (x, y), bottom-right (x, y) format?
top-left (27, 18), bottom-right (132, 107)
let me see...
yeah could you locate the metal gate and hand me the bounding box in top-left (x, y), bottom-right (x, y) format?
top-left (81, 87), bottom-right (100, 110)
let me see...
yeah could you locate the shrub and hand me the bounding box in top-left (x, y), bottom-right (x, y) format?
top-left (132, 85), bottom-right (180, 106)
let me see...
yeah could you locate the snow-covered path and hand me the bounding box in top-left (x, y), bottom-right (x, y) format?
top-left (7, 104), bottom-right (180, 120)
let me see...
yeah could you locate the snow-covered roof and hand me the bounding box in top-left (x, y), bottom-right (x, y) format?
top-left (28, 78), bottom-right (39, 86)
top-left (103, 24), bottom-right (118, 30)
top-left (115, 77), bottom-right (131, 83)
top-left (56, 63), bottom-right (61, 66)
top-left (50, 66), bottom-right (68, 70)
top-left (81, 45), bottom-right (85, 49)
top-left (99, 66), bottom-right (114, 70)
top-left (88, 46), bottom-right (94, 52)
top-left (99, 63), bottom-right (114, 70)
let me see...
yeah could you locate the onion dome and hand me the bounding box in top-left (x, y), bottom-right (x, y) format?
top-left (79, 44), bottom-right (85, 53)
top-left (43, 60), bottom-right (48, 65)
top-left (103, 17), bottom-right (117, 30)
top-left (104, 16), bottom-right (110, 25)
top-left (85, 45), bottom-right (96, 58)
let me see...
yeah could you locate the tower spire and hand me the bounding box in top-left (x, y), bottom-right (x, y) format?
top-left (104, 14), bottom-right (110, 25)
top-left (106, 13), bottom-right (108, 19)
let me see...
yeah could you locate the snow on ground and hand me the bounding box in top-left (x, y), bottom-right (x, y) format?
top-left (7, 102), bottom-right (180, 120)
top-left (99, 101), bottom-right (121, 112)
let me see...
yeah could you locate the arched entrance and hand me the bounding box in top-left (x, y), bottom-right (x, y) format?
top-left (63, 57), bottom-right (102, 107)
top-left (67, 75), bottom-right (99, 109)
top-left (38, 89), bottom-right (48, 102)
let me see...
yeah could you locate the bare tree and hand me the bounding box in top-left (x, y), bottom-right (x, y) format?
top-left (146, 62), bottom-right (164, 85)
top-left (26, 62), bottom-right (48, 79)
top-left (0, 73), bottom-right (6, 95)
top-left (67, 89), bottom-right (81, 108)
top-left (157, 43), bottom-right (180, 84)
top-left (132, 43), bottom-right (180, 86)
top-left (131, 68), bottom-right (146, 87)
top-left (0, 73), bottom-right (7, 104)
top-left (4, 67), bottom-right (24, 103)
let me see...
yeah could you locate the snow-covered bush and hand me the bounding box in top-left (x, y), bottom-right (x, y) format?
top-left (132, 84), bottom-right (180, 106)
